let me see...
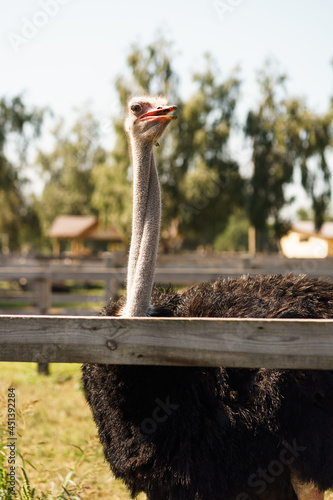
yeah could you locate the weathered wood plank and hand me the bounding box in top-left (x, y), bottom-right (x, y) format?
top-left (1, 266), bottom-right (333, 282)
top-left (1, 315), bottom-right (333, 369)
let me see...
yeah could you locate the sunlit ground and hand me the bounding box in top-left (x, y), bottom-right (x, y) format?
top-left (0, 362), bottom-right (146, 499)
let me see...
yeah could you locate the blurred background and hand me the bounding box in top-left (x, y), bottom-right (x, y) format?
top-left (1, 0), bottom-right (333, 256)
top-left (1, 2), bottom-right (333, 498)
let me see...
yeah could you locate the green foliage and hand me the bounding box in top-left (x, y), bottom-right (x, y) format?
top-left (245, 60), bottom-right (333, 250)
top-left (0, 96), bottom-right (44, 251)
top-left (0, 432), bottom-right (13, 499)
top-left (0, 362), bottom-right (144, 500)
top-left (297, 207), bottom-right (312, 221)
top-left (101, 42), bottom-right (244, 247)
top-left (91, 37), bottom-right (180, 237)
top-left (171, 57), bottom-right (243, 246)
top-left (283, 97), bottom-right (332, 231)
top-left (116, 37), bottom-right (179, 106)
top-left (20, 467), bottom-right (36, 499)
top-left (214, 210), bottom-right (250, 252)
top-left (34, 112), bottom-right (104, 236)
top-left (0, 435), bottom-right (81, 499)
top-left (2, 41), bottom-right (333, 254)
top-left (91, 162), bottom-right (130, 234)
top-left (297, 206), bottom-right (333, 223)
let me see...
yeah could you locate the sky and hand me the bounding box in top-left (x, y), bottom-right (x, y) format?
top-left (1, 0), bottom-right (333, 210)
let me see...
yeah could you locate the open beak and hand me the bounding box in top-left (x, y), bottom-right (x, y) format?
top-left (139, 105), bottom-right (177, 123)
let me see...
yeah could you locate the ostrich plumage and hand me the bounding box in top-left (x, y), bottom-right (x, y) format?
top-left (82, 96), bottom-right (333, 500)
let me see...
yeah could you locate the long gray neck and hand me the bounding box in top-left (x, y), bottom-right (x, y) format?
top-left (124, 138), bottom-right (161, 317)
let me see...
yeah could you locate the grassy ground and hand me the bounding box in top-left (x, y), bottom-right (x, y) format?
top-left (0, 362), bottom-right (145, 499)
top-left (0, 363), bottom-right (332, 499)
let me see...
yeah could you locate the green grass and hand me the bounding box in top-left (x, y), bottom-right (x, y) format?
top-left (63, 281), bottom-right (105, 293)
top-left (0, 302), bottom-right (32, 309)
top-left (0, 363), bottom-right (146, 499)
top-left (0, 282), bottom-right (20, 291)
top-left (52, 303), bottom-right (102, 309)
top-left (0, 363), bottom-right (332, 499)
top-left (0, 281), bottom-right (104, 313)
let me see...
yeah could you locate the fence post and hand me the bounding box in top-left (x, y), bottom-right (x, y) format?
top-left (36, 278), bottom-right (52, 375)
top-left (248, 226), bottom-right (256, 256)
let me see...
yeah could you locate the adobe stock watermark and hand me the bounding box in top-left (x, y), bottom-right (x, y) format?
top-left (213, 0), bottom-right (244, 22)
top-left (7, 0), bottom-right (72, 53)
top-left (141, 396), bottom-right (180, 435)
top-left (236, 439), bottom-right (306, 499)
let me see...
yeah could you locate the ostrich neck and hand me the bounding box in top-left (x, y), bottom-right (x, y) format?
top-left (125, 138), bottom-right (161, 317)
top-left (126, 139), bottom-right (152, 295)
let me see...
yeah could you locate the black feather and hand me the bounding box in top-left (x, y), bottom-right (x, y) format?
top-left (82, 274), bottom-right (333, 499)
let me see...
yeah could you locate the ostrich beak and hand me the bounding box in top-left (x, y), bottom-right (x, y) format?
top-left (139, 105), bottom-right (177, 123)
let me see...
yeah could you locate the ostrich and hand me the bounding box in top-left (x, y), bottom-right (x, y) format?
top-left (82, 96), bottom-right (333, 500)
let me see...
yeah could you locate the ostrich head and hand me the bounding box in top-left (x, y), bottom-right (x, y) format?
top-left (125, 95), bottom-right (177, 145)
top-left (123, 95), bottom-right (177, 317)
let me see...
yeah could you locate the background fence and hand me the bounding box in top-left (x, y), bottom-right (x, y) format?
top-left (1, 254), bottom-right (333, 314)
top-left (1, 254), bottom-right (333, 371)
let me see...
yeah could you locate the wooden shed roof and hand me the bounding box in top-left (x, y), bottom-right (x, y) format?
top-left (47, 216), bottom-right (98, 238)
top-left (47, 215), bottom-right (123, 242)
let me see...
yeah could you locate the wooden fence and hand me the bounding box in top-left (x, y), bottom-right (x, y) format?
top-left (1, 315), bottom-right (333, 369)
top-left (1, 255), bottom-right (333, 313)
top-left (1, 256), bottom-right (333, 370)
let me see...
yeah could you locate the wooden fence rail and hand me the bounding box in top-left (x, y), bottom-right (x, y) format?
top-left (2, 258), bottom-right (333, 313)
top-left (1, 315), bottom-right (333, 369)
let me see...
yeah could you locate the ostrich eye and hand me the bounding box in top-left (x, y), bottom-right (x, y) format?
top-left (131, 103), bottom-right (142, 113)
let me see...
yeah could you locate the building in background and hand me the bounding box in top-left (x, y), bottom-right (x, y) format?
top-left (48, 215), bottom-right (124, 255)
top-left (280, 221), bottom-right (333, 258)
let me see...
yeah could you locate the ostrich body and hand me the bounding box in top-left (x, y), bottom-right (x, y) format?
top-left (82, 96), bottom-right (333, 500)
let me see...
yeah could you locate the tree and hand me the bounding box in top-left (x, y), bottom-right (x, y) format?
top-left (213, 209), bottom-right (250, 252)
top-left (245, 61), bottom-right (333, 250)
top-left (176, 56), bottom-right (243, 246)
top-left (92, 38), bottom-right (180, 238)
top-left (283, 98), bottom-right (332, 231)
top-left (35, 111), bottom-right (105, 236)
top-left (92, 39), bottom-right (244, 248)
top-left (0, 95), bottom-right (44, 251)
